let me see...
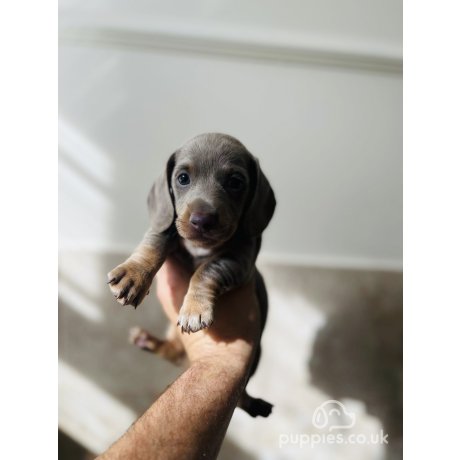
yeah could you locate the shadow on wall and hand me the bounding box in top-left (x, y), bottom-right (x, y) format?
top-left (308, 280), bottom-right (403, 460)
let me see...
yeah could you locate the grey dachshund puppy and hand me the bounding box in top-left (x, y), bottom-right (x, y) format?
top-left (107, 133), bottom-right (276, 417)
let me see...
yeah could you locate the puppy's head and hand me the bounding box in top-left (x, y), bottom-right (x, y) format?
top-left (148, 133), bottom-right (276, 248)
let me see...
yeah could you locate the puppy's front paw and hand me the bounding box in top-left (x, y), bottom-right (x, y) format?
top-left (177, 292), bottom-right (214, 333)
top-left (107, 261), bottom-right (153, 308)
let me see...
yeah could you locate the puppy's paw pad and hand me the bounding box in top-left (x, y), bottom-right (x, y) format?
top-left (128, 326), bottom-right (144, 344)
top-left (129, 327), bottom-right (160, 351)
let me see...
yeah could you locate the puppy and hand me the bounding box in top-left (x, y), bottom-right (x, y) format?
top-left (107, 133), bottom-right (276, 417)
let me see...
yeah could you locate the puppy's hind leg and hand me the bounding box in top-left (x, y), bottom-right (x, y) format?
top-left (129, 323), bottom-right (186, 365)
top-left (238, 390), bottom-right (273, 418)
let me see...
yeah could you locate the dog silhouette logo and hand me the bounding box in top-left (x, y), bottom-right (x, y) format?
top-left (312, 400), bottom-right (356, 431)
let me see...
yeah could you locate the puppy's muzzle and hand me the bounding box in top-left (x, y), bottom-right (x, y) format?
top-left (189, 212), bottom-right (218, 233)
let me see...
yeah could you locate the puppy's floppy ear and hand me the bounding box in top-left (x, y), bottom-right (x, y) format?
top-left (243, 154), bottom-right (276, 237)
top-left (147, 153), bottom-right (176, 234)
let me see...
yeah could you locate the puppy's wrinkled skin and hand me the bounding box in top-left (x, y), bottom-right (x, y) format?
top-left (107, 133), bottom-right (276, 417)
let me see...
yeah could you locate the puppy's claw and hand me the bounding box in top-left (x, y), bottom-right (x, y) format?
top-left (116, 283), bottom-right (133, 304)
top-left (107, 272), bottom-right (123, 285)
top-left (177, 310), bottom-right (213, 333)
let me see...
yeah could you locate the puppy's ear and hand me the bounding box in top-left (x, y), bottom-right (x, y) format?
top-left (147, 153), bottom-right (176, 234)
top-left (243, 154), bottom-right (276, 237)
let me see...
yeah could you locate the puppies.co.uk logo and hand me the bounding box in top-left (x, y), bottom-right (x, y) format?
top-left (312, 400), bottom-right (356, 431)
top-left (279, 400), bottom-right (389, 448)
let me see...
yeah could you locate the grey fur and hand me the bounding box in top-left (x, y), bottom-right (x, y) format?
top-left (148, 133), bottom-right (275, 242)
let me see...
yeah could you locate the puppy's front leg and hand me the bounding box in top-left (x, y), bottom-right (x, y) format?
top-left (177, 255), bottom-right (254, 333)
top-left (107, 229), bottom-right (169, 308)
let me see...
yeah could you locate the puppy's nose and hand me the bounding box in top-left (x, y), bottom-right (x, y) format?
top-left (189, 212), bottom-right (218, 232)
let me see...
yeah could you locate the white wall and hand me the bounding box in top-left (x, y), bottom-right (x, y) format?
top-left (59, 0), bottom-right (402, 269)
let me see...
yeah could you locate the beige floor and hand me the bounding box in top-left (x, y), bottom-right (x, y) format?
top-left (59, 250), bottom-right (402, 460)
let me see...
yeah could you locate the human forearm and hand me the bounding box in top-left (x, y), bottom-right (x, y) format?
top-left (99, 356), bottom-right (250, 460)
top-left (102, 260), bottom-right (261, 460)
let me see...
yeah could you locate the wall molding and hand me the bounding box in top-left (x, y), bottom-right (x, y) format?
top-left (59, 25), bottom-right (402, 74)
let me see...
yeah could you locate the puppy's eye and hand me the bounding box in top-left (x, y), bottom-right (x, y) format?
top-left (225, 174), bottom-right (245, 193)
top-left (177, 173), bottom-right (190, 186)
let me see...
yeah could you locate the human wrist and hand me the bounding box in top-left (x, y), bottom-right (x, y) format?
top-left (188, 359), bottom-right (248, 399)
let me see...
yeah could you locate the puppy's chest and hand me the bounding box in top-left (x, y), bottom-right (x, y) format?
top-left (180, 239), bottom-right (215, 267)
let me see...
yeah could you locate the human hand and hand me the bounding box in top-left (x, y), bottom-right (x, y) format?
top-left (155, 256), bottom-right (261, 374)
top-left (100, 256), bottom-right (263, 460)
